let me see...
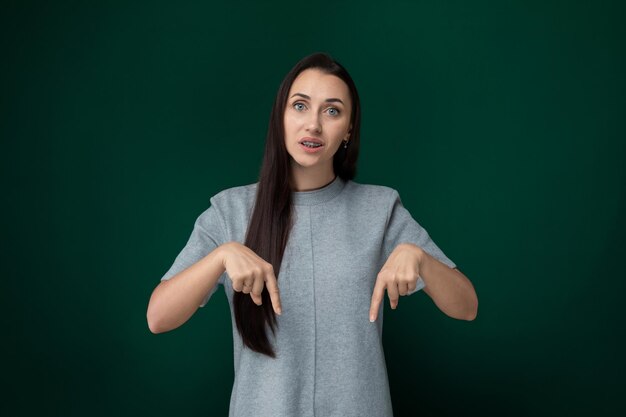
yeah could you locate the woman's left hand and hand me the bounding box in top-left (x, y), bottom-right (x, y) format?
top-left (369, 243), bottom-right (424, 322)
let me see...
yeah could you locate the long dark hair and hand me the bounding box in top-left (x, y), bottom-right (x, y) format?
top-left (233, 52), bottom-right (361, 357)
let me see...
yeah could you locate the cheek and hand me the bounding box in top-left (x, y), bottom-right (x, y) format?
top-left (331, 121), bottom-right (349, 137)
top-left (284, 112), bottom-right (300, 124)
top-left (283, 116), bottom-right (296, 132)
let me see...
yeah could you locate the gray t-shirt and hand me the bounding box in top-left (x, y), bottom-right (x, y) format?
top-left (160, 175), bottom-right (456, 417)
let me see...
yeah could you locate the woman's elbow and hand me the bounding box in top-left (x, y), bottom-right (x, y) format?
top-left (147, 302), bottom-right (164, 334)
top-left (465, 294), bottom-right (478, 321)
top-left (146, 285), bottom-right (169, 334)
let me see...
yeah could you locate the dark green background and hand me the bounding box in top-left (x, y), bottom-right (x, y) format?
top-left (2, 0), bottom-right (624, 416)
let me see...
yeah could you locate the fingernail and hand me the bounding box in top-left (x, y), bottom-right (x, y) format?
top-left (277, 308), bottom-right (282, 315)
top-left (370, 316), bottom-right (375, 322)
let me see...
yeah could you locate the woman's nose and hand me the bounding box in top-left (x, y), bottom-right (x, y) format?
top-left (306, 113), bottom-right (322, 133)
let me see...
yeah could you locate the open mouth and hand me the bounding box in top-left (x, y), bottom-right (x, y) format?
top-left (301, 142), bottom-right (323, 148)
top-left (299, 142), bottom-right (324, 152)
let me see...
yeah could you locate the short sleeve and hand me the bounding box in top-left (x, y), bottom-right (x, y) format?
top-left (382, 190), bottom-right (457, 295)
top-left (160, 199), bottom-right (228, 307)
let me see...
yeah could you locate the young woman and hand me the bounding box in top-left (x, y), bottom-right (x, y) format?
top-left (147, 52), bottom-right (478, 417)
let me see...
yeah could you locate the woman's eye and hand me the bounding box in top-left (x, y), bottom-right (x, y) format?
top-left (293, 102), bottom-right (340, 116)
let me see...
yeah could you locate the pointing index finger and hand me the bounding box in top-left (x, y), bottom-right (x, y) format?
top-left (264, 269), bottom-right (282, 315)
top-left (369, 280), bottom-right (385, 322)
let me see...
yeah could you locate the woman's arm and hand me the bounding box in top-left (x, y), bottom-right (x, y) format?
top-left (147, 244), bottom-right (227, 333)
top-left (417, 247), bottom-right (478, 320)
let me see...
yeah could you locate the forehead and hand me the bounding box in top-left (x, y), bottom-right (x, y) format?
top-left (288, 69), bottom-right (350, 103)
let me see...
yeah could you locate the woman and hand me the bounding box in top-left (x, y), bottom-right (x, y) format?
top-left (147, 52), bottom-right (478, 417)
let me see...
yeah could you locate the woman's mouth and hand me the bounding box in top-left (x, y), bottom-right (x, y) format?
top-left (299, 142), bottom-right (324, 153)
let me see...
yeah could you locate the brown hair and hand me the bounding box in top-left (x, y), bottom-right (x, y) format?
top-left (233, 52), bottom-right (362, 357)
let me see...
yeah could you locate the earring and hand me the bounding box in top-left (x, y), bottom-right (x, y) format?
top-left (343, 139), bottom-right (349, 149)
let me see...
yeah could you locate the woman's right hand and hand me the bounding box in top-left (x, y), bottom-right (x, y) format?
top-left (220, 242), bottom-right (282, 315)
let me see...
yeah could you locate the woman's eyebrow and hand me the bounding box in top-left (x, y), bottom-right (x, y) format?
top-left (290, 93), bottom-right (345, 105)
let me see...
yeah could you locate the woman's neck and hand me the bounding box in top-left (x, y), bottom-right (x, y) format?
top-left (290, 170), bottom-right (336, 192)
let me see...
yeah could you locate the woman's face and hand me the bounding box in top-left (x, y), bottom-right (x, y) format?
top-left (283, 68), bottom-right (352, 175)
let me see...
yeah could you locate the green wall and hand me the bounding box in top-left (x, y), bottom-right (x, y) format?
top-left (2, 1), bottom-right (624, 416)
